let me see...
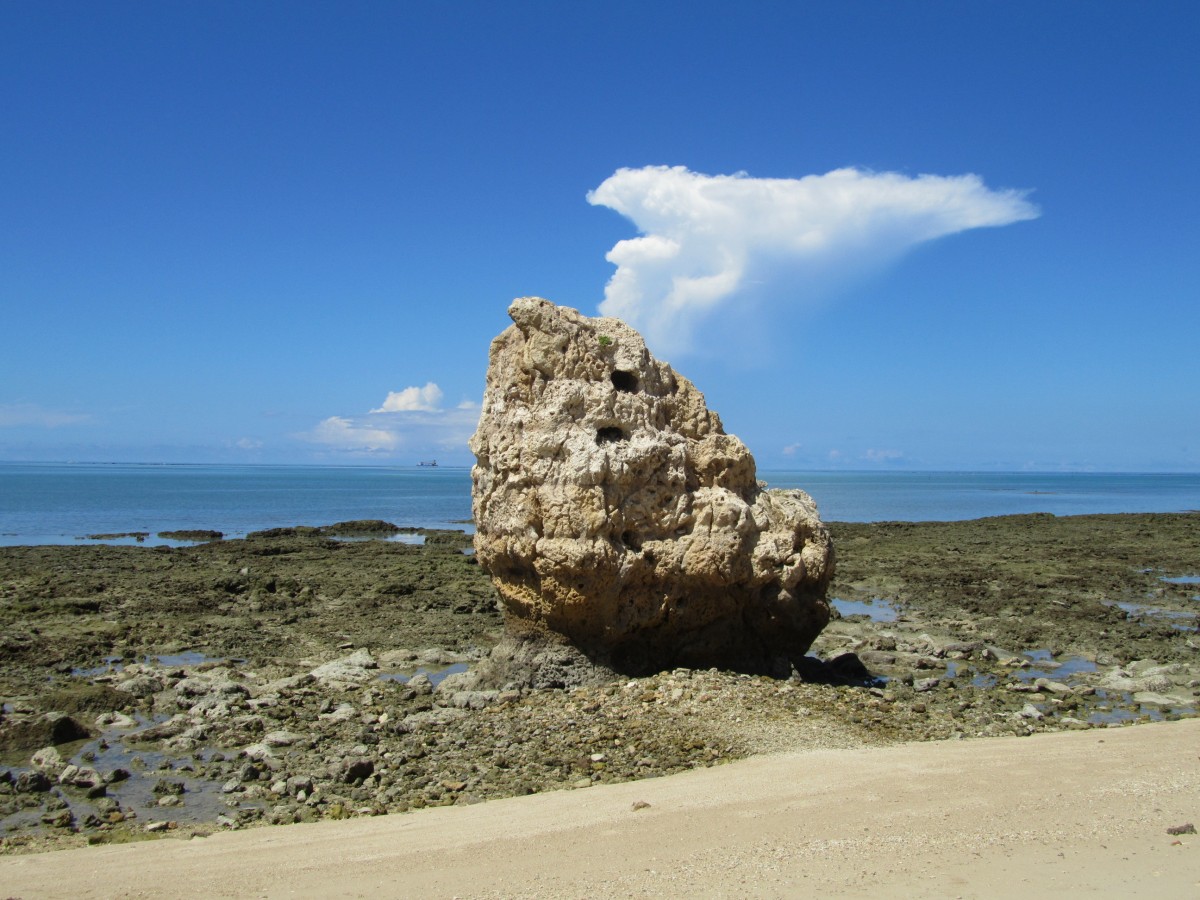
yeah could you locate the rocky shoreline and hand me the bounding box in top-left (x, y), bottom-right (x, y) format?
top-left (2, 513), bottom-right (1198, 854)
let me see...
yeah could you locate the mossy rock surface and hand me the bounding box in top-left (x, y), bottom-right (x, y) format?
top-left (317, 520), bottom-right (403, 537)
top-left (158, 530), bottom-right (223, 542)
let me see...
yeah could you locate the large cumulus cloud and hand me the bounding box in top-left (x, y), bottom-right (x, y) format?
top-left (587, 166), bottom-right (1039, 356)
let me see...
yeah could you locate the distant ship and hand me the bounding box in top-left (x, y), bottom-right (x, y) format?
top-left (418, 459), bottom-right (438, 467)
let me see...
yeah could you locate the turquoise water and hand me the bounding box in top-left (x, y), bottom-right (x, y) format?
top-left (764, 470), bottom-right (1200, 523)
top-left (1, 463), bottom-right (1198, 546)
top-left (0, 463), bottom-right (472, 546)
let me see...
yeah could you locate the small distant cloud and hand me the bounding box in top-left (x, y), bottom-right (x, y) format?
top-left (299, 389), bottom-right (482, 458)
top-left (0, 403), bottom-right (92, 428)
top-left (782, 442), bottom-right (803, 456)
top-left (300, 416), bottom-right (401, 452)
top-left (588, 165), bottom-right (1039, 356)
top-left (862, 448), bottom-right (904, 463)
top-left (235, 437), bottom-right (263, 450)
top-left (371, 382), bottom-right (443, 414)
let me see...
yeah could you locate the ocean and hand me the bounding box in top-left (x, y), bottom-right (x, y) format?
top-left (1, 462), bottom-right (1198, 547)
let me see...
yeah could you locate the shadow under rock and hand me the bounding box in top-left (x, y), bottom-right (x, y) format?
top-left (456, 626), bottom-right (882, 692)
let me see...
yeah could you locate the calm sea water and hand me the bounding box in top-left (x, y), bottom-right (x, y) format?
top-left (1, 463), bottom-right (1198, 547)
top-left (763, 470), bottom-right (1200, 523)
top-left (0, 463), bottom-right (472, 546)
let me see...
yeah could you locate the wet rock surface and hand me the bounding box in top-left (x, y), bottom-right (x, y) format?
top-left (470, 298), bottom-right (833, 675)
top-left (157, 530), bottom-right (224, 543)
top-left (1, 512), bottom-right (1199, 854)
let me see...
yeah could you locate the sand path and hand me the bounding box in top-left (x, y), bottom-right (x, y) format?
top-left (3, 719), bottom-right (1199, 898)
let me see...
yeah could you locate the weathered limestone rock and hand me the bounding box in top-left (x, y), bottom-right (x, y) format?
top-left (470, 297), bottom-right (834, 675)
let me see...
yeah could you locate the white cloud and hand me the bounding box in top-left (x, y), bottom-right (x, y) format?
top-left (234, 437), bottom-right (263, 450)
top-left (371, 382), bottom-right (444, 414)
top-left (863, 448), bottom-right (904, 463)
top-left (587, 165), bottom-right (1039, 355)
top-left (298, 393), bottom-right (482, 458)
top-left (301, 416), bottom-right (401, 452)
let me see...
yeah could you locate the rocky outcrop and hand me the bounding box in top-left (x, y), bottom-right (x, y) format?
top-left (0, 713), bottom-right (91, 753)
top-left (469, 297), bottom-right (834, 676)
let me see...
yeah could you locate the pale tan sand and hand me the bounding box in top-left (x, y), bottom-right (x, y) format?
top-left (3, 719), bottom-right (1199, 899)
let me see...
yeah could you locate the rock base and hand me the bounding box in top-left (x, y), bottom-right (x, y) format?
top-left (451, 625), bottom-right (619, 691)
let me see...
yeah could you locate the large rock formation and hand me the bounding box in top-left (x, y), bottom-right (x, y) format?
top-left (470, 297), bottom-right (833, 676)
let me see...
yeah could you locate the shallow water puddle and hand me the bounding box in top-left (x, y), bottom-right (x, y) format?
top-left (1088, 704), bottom-right (1144, 725)
top-left (1013, 650), bottom-right (1098, 682)
top-left (1107, 600), bottom-right (1197, 631)
top-left (1, 714), bottom-right (253, 837)
top-left (87, 737), bottom-right (242, 824)
top-left (377, 662), bottom-right (470, 686)
top-left (1087, 688), bottom-right (1196, 725)
top-left (74, 534), bottom-right (212, 549)
top-left (330, 533), bottom-right (426, 545)
top-left (831, 597), bottom-right (899, 622)
top-left (943, 657), bottom-right (1088, 690)
top-left (1050, 656), bottom-right (1099, 678)
top-left (942, 660), bottom-right (999, 688)
top-left (71, 656), bottom-right (126, 677)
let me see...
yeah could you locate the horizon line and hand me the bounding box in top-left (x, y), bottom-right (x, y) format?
top-left (2, 460), bottom-right (1199, 477)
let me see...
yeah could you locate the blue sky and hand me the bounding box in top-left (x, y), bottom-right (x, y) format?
top-left (2, 1), bottom-right (1197, 471)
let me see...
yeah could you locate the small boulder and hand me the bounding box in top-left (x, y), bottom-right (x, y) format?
top-left (30, 746), bottom-right (66, 777)
top-left (406, 673), bottom-right (434, 695)
top-left (334, 758), bottom-right (375, 784)
top-left (286, 775), bottom-right (315, 796)
top-left (0, 713), bottom-right (91, 752)
top-left (263, 730), bottom-right (306, 748)
top-left (14, 770), bottom-right (52, 793)
top-left (311, 650), bottom-right (378, 685)
top-left (95, 711), bottom-right (138, 729)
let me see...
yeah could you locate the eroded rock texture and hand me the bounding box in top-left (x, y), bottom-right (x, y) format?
top-left (470, 297), bottom-right (833, 675)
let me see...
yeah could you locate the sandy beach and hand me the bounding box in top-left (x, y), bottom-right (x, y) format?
top-left (2, 717), bottom-right (1198, 898)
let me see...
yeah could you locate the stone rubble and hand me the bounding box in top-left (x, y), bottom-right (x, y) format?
top-left (3, 514), bottom-right (1200, 853)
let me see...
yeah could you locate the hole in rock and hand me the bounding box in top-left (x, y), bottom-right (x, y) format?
top-left (621, 530), bottom-right (642, 551)
top-left (610, 370), bottom-right (639, 393)
top-left (596, 426), bottom-right (627, 444)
